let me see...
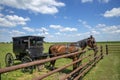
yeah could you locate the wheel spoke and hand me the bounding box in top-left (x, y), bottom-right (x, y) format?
top-left (21, 56), bottom-right (33, 73)
top-left (5, 53), bottom-right (14, 67)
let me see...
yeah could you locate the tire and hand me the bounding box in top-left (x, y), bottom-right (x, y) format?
top-left (21, 56), bottom-right (34, 73)
top-left (5, 53), bottom-right (14, 67)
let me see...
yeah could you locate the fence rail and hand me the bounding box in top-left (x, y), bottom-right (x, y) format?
top-left (106, 45), bottom-right (120, 54)
top-left (33, 54), bottom-right (94, 80)
top-left (0, 45), bottom-right (107, 80)
top-left (0, 51), bottom-right (85, 74)
top-left (74, 56), bottom-right (102, 80)
top-left (62, 54), bottom-right (102, 80)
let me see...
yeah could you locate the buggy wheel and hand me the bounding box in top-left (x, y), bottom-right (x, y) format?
top-left (21, 56), bottom-right (33, 73)
top-left (5, 53), bottom-right (14, 67)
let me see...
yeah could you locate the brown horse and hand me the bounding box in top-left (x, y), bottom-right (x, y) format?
top-left (48, 35), bottom-right (98, 70)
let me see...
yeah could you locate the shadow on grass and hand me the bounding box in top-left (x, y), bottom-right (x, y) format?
top-left (45, 65), bottom-right (72, 74)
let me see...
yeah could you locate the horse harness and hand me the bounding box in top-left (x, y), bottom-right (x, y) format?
top-left (77, 39), bottom-right (88, 48)
top-left (65, 43), bottom-right (79, 54)
top-left (65, 38), bottom-right (88, 53)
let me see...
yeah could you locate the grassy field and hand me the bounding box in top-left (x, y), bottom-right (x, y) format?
top-left (83, 42), bottom-right (120, 80)
top-left (0, 42), bottom-right (120, 80)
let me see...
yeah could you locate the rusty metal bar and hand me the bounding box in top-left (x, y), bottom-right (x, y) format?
top-left (33, 54), bottom-right (93, 80)
top-left (0, 51), bottom-right (85, 74)
top-left (62, 54), bottom-right (101, 80)
top-left (74, 55), bottom-right (101, 80)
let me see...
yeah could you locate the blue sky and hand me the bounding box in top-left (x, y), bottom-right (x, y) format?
top-left (0, 0), bottom-right (120, 42)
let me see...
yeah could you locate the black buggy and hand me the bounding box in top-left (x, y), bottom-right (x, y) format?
top-left (5, 36), bottom-right (47, 73)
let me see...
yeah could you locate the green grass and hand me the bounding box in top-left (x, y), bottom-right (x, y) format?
top-left (0, 43), bottom-right (13, 68)
top-left (0, 42), bottom-right (120, 80)
top-left (83, 42), bottom-right (120, 80)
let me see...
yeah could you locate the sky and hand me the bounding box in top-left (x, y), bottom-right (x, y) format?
top-left (0, 0), bottom-right (120, 42)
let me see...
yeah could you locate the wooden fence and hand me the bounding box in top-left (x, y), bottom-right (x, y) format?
top-left (0, 45), bottom-right (108, 80)
top-left (106, 45), bottom-right (120, 54)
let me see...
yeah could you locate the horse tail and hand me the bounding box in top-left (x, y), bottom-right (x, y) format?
top-left (48, 45), bottom-right (55, 68)
top-left (48, 45), bottom-right (54, 58)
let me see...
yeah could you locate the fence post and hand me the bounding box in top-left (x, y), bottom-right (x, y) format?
top-left (100, 46), bottom-right (103, 59)
top-left (106, 45), bottom-right (108, 55)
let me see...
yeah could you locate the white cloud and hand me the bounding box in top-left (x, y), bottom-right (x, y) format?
top-left (96, 24), bottom-right (106, 28)
top-left (49, 24), bottom-right (78, 32)
top-left (81, 0), bottom-right (93, 3)
top-left (60, 27), bottom-right (77, 32)
top-left (76, 33), bottom-right (82, 36)
top-left (91, 30), bottom-right (100, 35)
top-left (55, 32), bottom-right (61, 35)
top-left (49, 25), bottom-right (62, 29)
top-left (0, 0), bottom-right (65, 14)
top-left (22, 27), bottom-right (35, 32)
top-left (78, 19), bottom-right (92, 29)
top-left (98, 0), bottom-right (110, 3)
top-left (22, 26), bottom-right (49, 35)
top-left (36, 27), bottom-right (49, 34)
top-left (9, 30), bottom-right (25, 37)
top-left (103, 7), bottom-right (120, 17)
top-left (96, 24), bottom-right (120, 34)
top-left (41, 27), bottom-right (49, 32)
top-left (0, 14), bottom-right (30, 27)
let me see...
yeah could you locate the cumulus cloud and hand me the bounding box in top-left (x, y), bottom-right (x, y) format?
top-left (0, 14), bottom-right (30, 27)
top-left (22, 26), bottom-right (49, 35)
top-left (49, 25), bottom-right (62, 29)
top-left (103, 7), bottom-right (120, 17)
top-left (96, 24), bottom-right (120, 34)
top-left (49, 24), bottom-right (77, 32)
top-left (81, 0), bottom-right (93, 3)
top-left (0, 0), bottom-right (65, 14)
top-left (55, 32), bottom-right (61, 35)
top-left (9, 30), bottom-right (26, 37)
top-left (36, 27), bottom-right (49, 34)
top-left (22, 27), bottom-right (35, 32)
top-left (91, 30), bottom-right (100, 35)
top-left (37, 27), bottom-right (49, 32)
top-left (60, 27), bottom-right (77, 32)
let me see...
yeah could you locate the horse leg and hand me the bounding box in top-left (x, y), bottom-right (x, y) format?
top-left (73, 56), bottom-right (78, 70)
top-left (72, 56), bottom-right (81, 79)
top-left (77, 54), bottom-right (82, 67)
top-left (50, 60), bottom-right (56, 70)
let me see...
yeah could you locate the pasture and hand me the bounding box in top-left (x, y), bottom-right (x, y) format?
top-left (0, 42), bottom-right (120, 80)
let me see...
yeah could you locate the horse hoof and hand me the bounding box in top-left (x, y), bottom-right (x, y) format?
top-left (49, 67), bottom-right (56, 70)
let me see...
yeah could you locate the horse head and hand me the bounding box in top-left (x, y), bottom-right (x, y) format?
top-left (87, 35), bottom-right (98, 52)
